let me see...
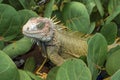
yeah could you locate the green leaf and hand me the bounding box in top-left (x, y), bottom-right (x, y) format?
top-left (26, 71), bottom-right (43, 80)
top-left (87, 33), bottom-right (107, 80)
top-left (18, 9), bottom-right (38, 26)
top-left (4, 34), bottom-right (19, 41)
top-left (18, 0), bottom-right (36, 9)
top-left (8, 0), bottom-right (23, 10)
top-left (0, 51), bottom-right (20, 80)
top-left (106, 47), bottom-right (120, 75)
top-left (72, 0), bottom-right (95, 14)
top-left (55, 59), bottom-right (92, 80)
top-left (17, 9), bottom-right (38, 37)
top-left (88, 22), bottom-right (95, 34)
top-left (3, 37), bottom-right (33, 58)
top-left (79, 56), bottom-right (87, 64)
top-left (108, 0), bottom-right (120, 14)
top-left (44, 0), bottom-right (55, 18)
top-left (106, 5), bottom-right (120, 24)
top-left (0, 4), bottom-right (21, 41)
top-left (24, 57), bottom-right (35, 72)
top-left (47, 67), bottom-right (59, 80)
top-left (111, 69), bottom-right (120, 80)
top-left (19, 70), bottom-right (32, 80)
top-left (107, 45), bottom-right (120, 58)
top-left (9, 0), bottom-right (36, 10)
top-left (0, 0), bottom-right (2, 2)
top-left (100, 22), bottom-right (117, 45)
top-left (62, 2), bottom-right (90, 34)
top-left (94, 0), bottom-right (104, 17)
top-left (107, 0), bottom-right (120, 25)
top-left (0, 40), bottom-right (4, 50)
top-left (85, 0), bottom-right (95, 14)
top-left (18, 70), bottom-right (42, 80)
top-left (114, 14), bottom-right (120, 25)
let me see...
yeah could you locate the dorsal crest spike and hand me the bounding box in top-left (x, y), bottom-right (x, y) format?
top-left (50, 15), bottom-right (61, 25)
top-left (51, 15), bottom-right (56, 20)
top-left (54, 20), bottom-right (61, 24)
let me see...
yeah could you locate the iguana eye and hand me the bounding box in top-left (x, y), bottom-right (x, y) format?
top-left (37, 22), bottom-right (45, 29)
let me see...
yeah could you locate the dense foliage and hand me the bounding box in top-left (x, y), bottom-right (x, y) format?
top-left (0, 0), bottom-right (120, 80)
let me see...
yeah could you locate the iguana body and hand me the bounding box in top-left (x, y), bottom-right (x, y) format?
top-left (22, 17), bottom-right (88, 66)
top-left (22, 17), bottom-right (118, 66)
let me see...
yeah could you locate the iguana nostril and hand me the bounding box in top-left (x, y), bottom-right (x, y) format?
top-left (27, 27), bottom-right (29, 31)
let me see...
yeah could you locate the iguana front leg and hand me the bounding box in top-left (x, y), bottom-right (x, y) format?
top-left (47, 46), bottom-right (65, 66)
top-left (35, 35), bottom-right (65, 66)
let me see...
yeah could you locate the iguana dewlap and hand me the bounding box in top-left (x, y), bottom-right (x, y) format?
top-left (22, 17), bottom-right (88, 66)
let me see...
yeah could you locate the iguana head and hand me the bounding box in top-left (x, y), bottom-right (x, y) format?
top-left (22, 17), bottom-right (55, 42)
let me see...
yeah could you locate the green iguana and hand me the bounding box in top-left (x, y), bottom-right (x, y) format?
top-left (22, 17), bottom-right (118, 66)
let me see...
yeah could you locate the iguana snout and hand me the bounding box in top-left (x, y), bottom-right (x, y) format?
top-left (22, 17), bottom-right (55, 42)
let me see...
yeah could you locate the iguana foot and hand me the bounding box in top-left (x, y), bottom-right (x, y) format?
top-left (35, 57), bottom-right (47, 75)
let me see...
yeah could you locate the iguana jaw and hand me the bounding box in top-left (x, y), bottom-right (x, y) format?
top-left (22, 17), bottom-right (55, 42)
